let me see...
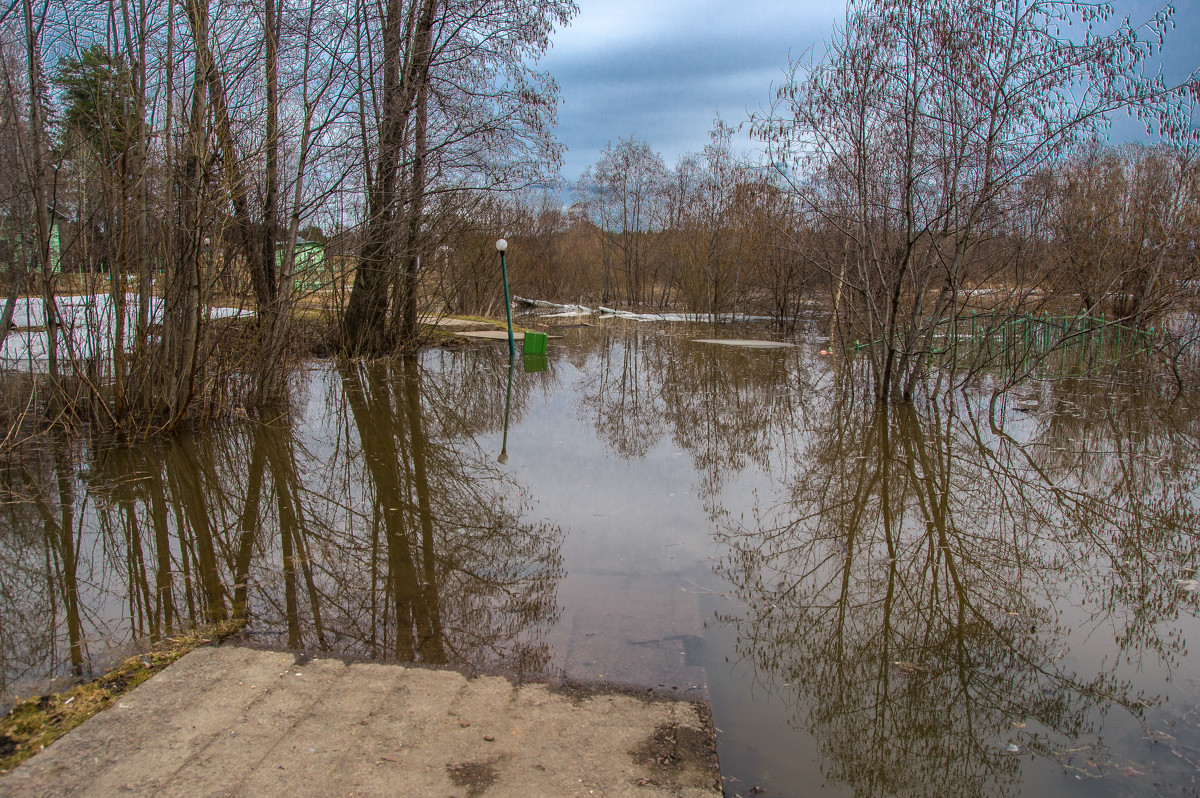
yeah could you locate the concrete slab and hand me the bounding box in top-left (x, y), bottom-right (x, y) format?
top-left (457, 330), bottom-right (526, 341)
top-left (417, 316), bottom-right (498, 331)
top-left (2, 647), bottom-right (721, 797)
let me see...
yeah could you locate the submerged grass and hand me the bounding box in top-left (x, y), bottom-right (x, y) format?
top-left (0, 621), bottom-right (243, 775)
top-left (443, 314), bottom-right (531, 333)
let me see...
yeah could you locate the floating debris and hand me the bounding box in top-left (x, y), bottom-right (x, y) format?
top-left (514, 296), bottom-right (775, 323)
top-left (513, 296), bottom-right (593, 316)
top-left (691, 339), bottom-right (796, 349)
top-left (891, 661), bottom-right (928, 673)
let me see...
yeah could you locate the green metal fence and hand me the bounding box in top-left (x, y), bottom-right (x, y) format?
top-left (852, 311), bottom-right (1160, 377)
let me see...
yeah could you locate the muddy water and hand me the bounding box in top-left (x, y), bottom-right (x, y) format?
top-left (2, 323), bottom-right (1199, 797)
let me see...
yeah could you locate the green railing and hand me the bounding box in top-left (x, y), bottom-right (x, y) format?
top-left (852, 311), bottom-right (1159, 374)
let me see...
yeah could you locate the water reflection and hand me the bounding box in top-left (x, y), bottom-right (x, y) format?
top-left (0, 437), bottom-right (89, 685)
top-left (574, 327), bottom-right (669, 459)
top-left (2, 325), bottom-right (1199, 796)
top-left (499, 357), bottom-right (514, 464)
top-left (655, 338), bottom-right (813, 507)
top-left (0, 356), bottom-right (564, 701)
top-left (574, 326), bottom-right (816, 502)
top-left (716, 385), bottom-right (1200, 795)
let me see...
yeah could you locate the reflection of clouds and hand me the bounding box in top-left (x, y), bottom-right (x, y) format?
top-left (716, 388), bottom-right (1200, 796)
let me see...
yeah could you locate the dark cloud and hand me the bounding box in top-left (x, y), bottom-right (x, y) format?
top-left (541, 0), bottom-right (1198, 181)
top-left (541, 3), bottom-right (832, 178)
top-left (553, 51), bottom-right (778, 178)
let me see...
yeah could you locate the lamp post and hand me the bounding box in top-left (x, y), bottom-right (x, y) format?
top-left (496, 238), bottom-right (515, 359)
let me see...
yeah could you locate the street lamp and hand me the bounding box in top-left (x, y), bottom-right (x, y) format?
top-left (496, 238), bottom-right (515, 359)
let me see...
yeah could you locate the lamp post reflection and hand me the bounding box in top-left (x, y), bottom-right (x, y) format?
top-left (499, 356), bottom-right (514, 464)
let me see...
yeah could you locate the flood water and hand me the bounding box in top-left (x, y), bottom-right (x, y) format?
top-left (2, 321), bottom-right (1199, 797)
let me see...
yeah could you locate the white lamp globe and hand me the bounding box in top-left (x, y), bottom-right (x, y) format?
top-left (496, 239), bottom-right (508, 252)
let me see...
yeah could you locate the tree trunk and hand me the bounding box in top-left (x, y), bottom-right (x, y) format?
top-left (0, 265), bottom-right (23, 350)
top-left (343, 0), bottom-right (437, 355)
top-left (22, 0), bottom-right (61, 394)
top-left (161, 0), bottom-right (210, 428)
top-left (391, 55), bottom-right (429, 347)
top-left (255, 0), bottom-right (286, 401)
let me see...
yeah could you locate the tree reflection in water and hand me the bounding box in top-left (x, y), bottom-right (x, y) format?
top-left (3, 326), bottom-right (1199, 795)
top-left (575, 326), bottom-right (670, 459)
top-left (716, 382), bottom-right (1200, 796)
top-left (574, 325), bottom-right (816, 507)
top-left (0, 436), bottom-right (89, 687)
top-left (0, 356), bottom-right (563, 701)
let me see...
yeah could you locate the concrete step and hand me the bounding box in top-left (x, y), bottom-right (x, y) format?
top-left (2, 646), bottom-right (721, 798)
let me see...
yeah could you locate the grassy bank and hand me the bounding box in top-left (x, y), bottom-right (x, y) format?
top-left (0, 621), bottom-right (243, 774)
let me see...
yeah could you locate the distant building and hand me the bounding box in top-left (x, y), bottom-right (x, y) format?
top-left (0, 208), bottom-right (67, 275)
top-left (281, 238), bottom-right (329, 291)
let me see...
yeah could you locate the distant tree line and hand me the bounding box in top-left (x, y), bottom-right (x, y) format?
top-left (473, 134), bottom-right (1197, 342)
top-left (473, 123), bottom-right (818, 329)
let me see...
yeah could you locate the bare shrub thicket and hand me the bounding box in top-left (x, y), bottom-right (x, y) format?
top-left (0, 0), bottom-right (577, 452)
top-left (753, 0), bottom-right (1197, 401)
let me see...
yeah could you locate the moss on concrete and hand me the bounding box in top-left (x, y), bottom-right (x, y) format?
top-left (0, 621), bottom-right (243, 775)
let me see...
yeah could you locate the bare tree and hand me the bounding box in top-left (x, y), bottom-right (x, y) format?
top-left (663, 120), bottom-right (757, 317)
top-left (0, 34), bottom-right (30, 354)
top-left (1048, 141), bottom-right (1200, 324)
top-left (578, 135), bottom-right (667, 308)
top-left (0, 0), bottom-right (578, 446)
top-left (342, 0), bottom-right (576, 355)
top-left (757, 0), bottom-right (1198, 401)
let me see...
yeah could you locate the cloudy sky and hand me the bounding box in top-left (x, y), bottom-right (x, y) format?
top-left (538, 0), bottom-right (1199, 182)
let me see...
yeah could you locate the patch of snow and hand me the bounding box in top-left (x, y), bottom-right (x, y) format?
top-left (514, 296), bottom-right (593, 316)
top-left (599, 306), bottom-right (774, 323)
top-left (691, 339), bottom-right (796, 349)
top-left (514, 296), bottom-right (774, 323)
top-left (2, 294), bottom-right (254, 372)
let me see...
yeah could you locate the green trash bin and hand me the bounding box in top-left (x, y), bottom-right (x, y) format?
top-left (522, 331), bottom-right (548, 355)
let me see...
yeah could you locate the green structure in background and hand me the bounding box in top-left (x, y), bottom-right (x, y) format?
top-left (851, 310), bottom-right (1160, 378)
top-left (284, 238), bottom-right (329, 291)
top-left (1, 211), bottom-right (66, 273)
